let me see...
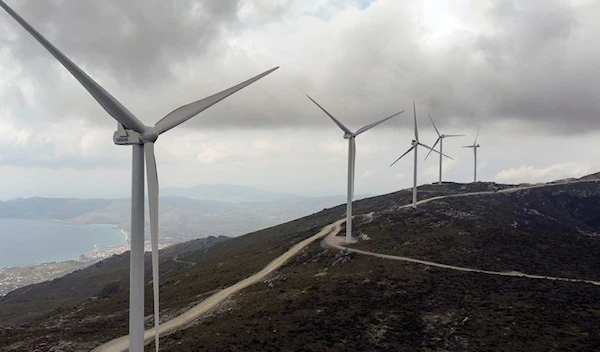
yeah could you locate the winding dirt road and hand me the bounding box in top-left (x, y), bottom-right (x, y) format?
top-left (94, 179), bottom-right (599, 350)
top-left (93, 219), bottom-right (345, 351)
top-left (324, 179), bottom-right (600, 286)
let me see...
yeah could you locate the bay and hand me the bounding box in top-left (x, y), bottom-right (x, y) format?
top-left (0, 218), bottom-right (125, 268)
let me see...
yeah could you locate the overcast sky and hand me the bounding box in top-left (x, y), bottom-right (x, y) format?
top-left (0, 0), bottom-right (598, 200)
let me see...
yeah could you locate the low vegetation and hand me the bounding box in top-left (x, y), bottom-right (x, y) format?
top-left (1, 180), bottom-right (599, 351)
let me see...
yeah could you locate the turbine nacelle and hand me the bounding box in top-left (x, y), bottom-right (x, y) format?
top-left (113, 123), bottom-right (141, 145)
top-left (343, 132), bottom-right (354, 139)
top-left (112, 123), bottom-right (159, 145)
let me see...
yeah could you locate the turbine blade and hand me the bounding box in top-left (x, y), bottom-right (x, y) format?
top-left (419, 142), bottom-right (453, 160)
top-left (0, 1), bottom-right (146, 133)
top-left (155, 67), bottom-right (279, 134)
top-left (428, 114), bottom-right (440, 137)
top-left (413, 101), bottom-right (418, 141)
top-left (390, 145), bottom-right (415, 167)
top-left (474, 128), bottom-right (480, 145)
top-left (463, 145), bottom-right (474, 148)
top-left (355, 110), bottom-right (404, 135)
top-left (424, 137), bottom-right (441, 160)
top-left (444, 134), bottom-right (465, 137)
top-left (306, 95), bottom-right (352, 134)
top-left (144, 142), bottom-right (160, 352)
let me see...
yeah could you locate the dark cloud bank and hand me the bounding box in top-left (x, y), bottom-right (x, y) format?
top-left (0, 0), bottom-right (598, 134)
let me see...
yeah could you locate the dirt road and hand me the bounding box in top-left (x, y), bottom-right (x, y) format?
top-left (324, 179), bottom-right (600, 286)
top-left (94, 179), bottom-right (600, 350)
top-left (324, 233), bottom-right (600, 286)
top-left (93, 219), bottom-right (345, 351)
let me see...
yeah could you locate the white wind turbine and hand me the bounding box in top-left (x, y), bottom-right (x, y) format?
top-left (390, 102), bottom-right (450, 208)
top-left (463, 129), bottom-right (481, 182)
top-left (424, 114), bottom-right (464, 184)
top-left (0, 2), bottom-right (278, 351)
top-left (307, 95), bottom-right (403, 243)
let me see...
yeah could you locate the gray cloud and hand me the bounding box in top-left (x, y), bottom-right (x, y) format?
top-left (8, 0), bottom-right (242, 83)
top-left (0, 0), bottom-right (599, 135)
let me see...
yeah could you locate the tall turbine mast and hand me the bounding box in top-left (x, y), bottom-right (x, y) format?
top-left (0, 2), bottom-right (278, 351)
top-left (424, 114), bottom-right (464, 184)
top-left (307, 96), bottom-right (403, 243)
top-left (390, 102), bottom-right (450, 208)
top-left (463, 129), bottom-right (481, 182)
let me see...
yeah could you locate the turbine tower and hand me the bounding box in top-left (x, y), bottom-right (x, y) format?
top-left (390, 102), bottom-right (449, 208)
top-left (463, 129), bottom-right (481, 182)
top-left (0, 2), bottom-right (278, 351)
top-left (307, 95), bottom-right (403, 243)
top-left (424, 114), bottom-right (464, 184)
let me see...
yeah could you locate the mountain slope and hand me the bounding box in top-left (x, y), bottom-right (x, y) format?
top-left (1, 179), bottom-right (599, 351)
top-left (354, 181), bottom-right (600, 280)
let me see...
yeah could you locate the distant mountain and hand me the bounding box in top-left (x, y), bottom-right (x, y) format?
top-left (0, 192), bottom-right (349, 241)
top-left (0, 197), bottom-right (114, 220)
top-left (161, 184), bottom-right (298, 203)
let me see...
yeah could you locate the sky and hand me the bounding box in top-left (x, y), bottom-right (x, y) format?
top-left (0, 0), bottom-right (599, 200)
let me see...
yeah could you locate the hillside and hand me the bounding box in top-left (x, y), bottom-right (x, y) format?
top-left (0, 236), bottom-right (228, 325)
top-left (1, 179), bottom-right (599, 351)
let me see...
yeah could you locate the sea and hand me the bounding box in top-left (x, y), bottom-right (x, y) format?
top-left (0, 218), bottom-right (125, 268)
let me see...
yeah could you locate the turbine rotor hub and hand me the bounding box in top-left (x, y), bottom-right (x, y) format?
top-left (141, 127), bottom-right (159, 143)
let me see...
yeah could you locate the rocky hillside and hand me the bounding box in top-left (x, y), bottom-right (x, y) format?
top-left (1, 178), bottom-right (599, 351)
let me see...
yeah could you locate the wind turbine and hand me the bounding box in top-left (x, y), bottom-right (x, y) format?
top-left (0, 2), bottom-right (278, 351)
top-left (424, 114), bottom-right (464, 184)
top-left (463, 129), bottom-right (481, 182)
top-left (306, 95), bottom-right (403, 243)
top-left (390, 102), bottom-right (450, 208)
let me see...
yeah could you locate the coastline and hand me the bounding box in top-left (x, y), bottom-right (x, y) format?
top-left (1, 220), bottom-right (128, 268)
top-left (0, 224), bottom-right (131, 297)
top-left (0, 221), bottom-right (177, 297)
